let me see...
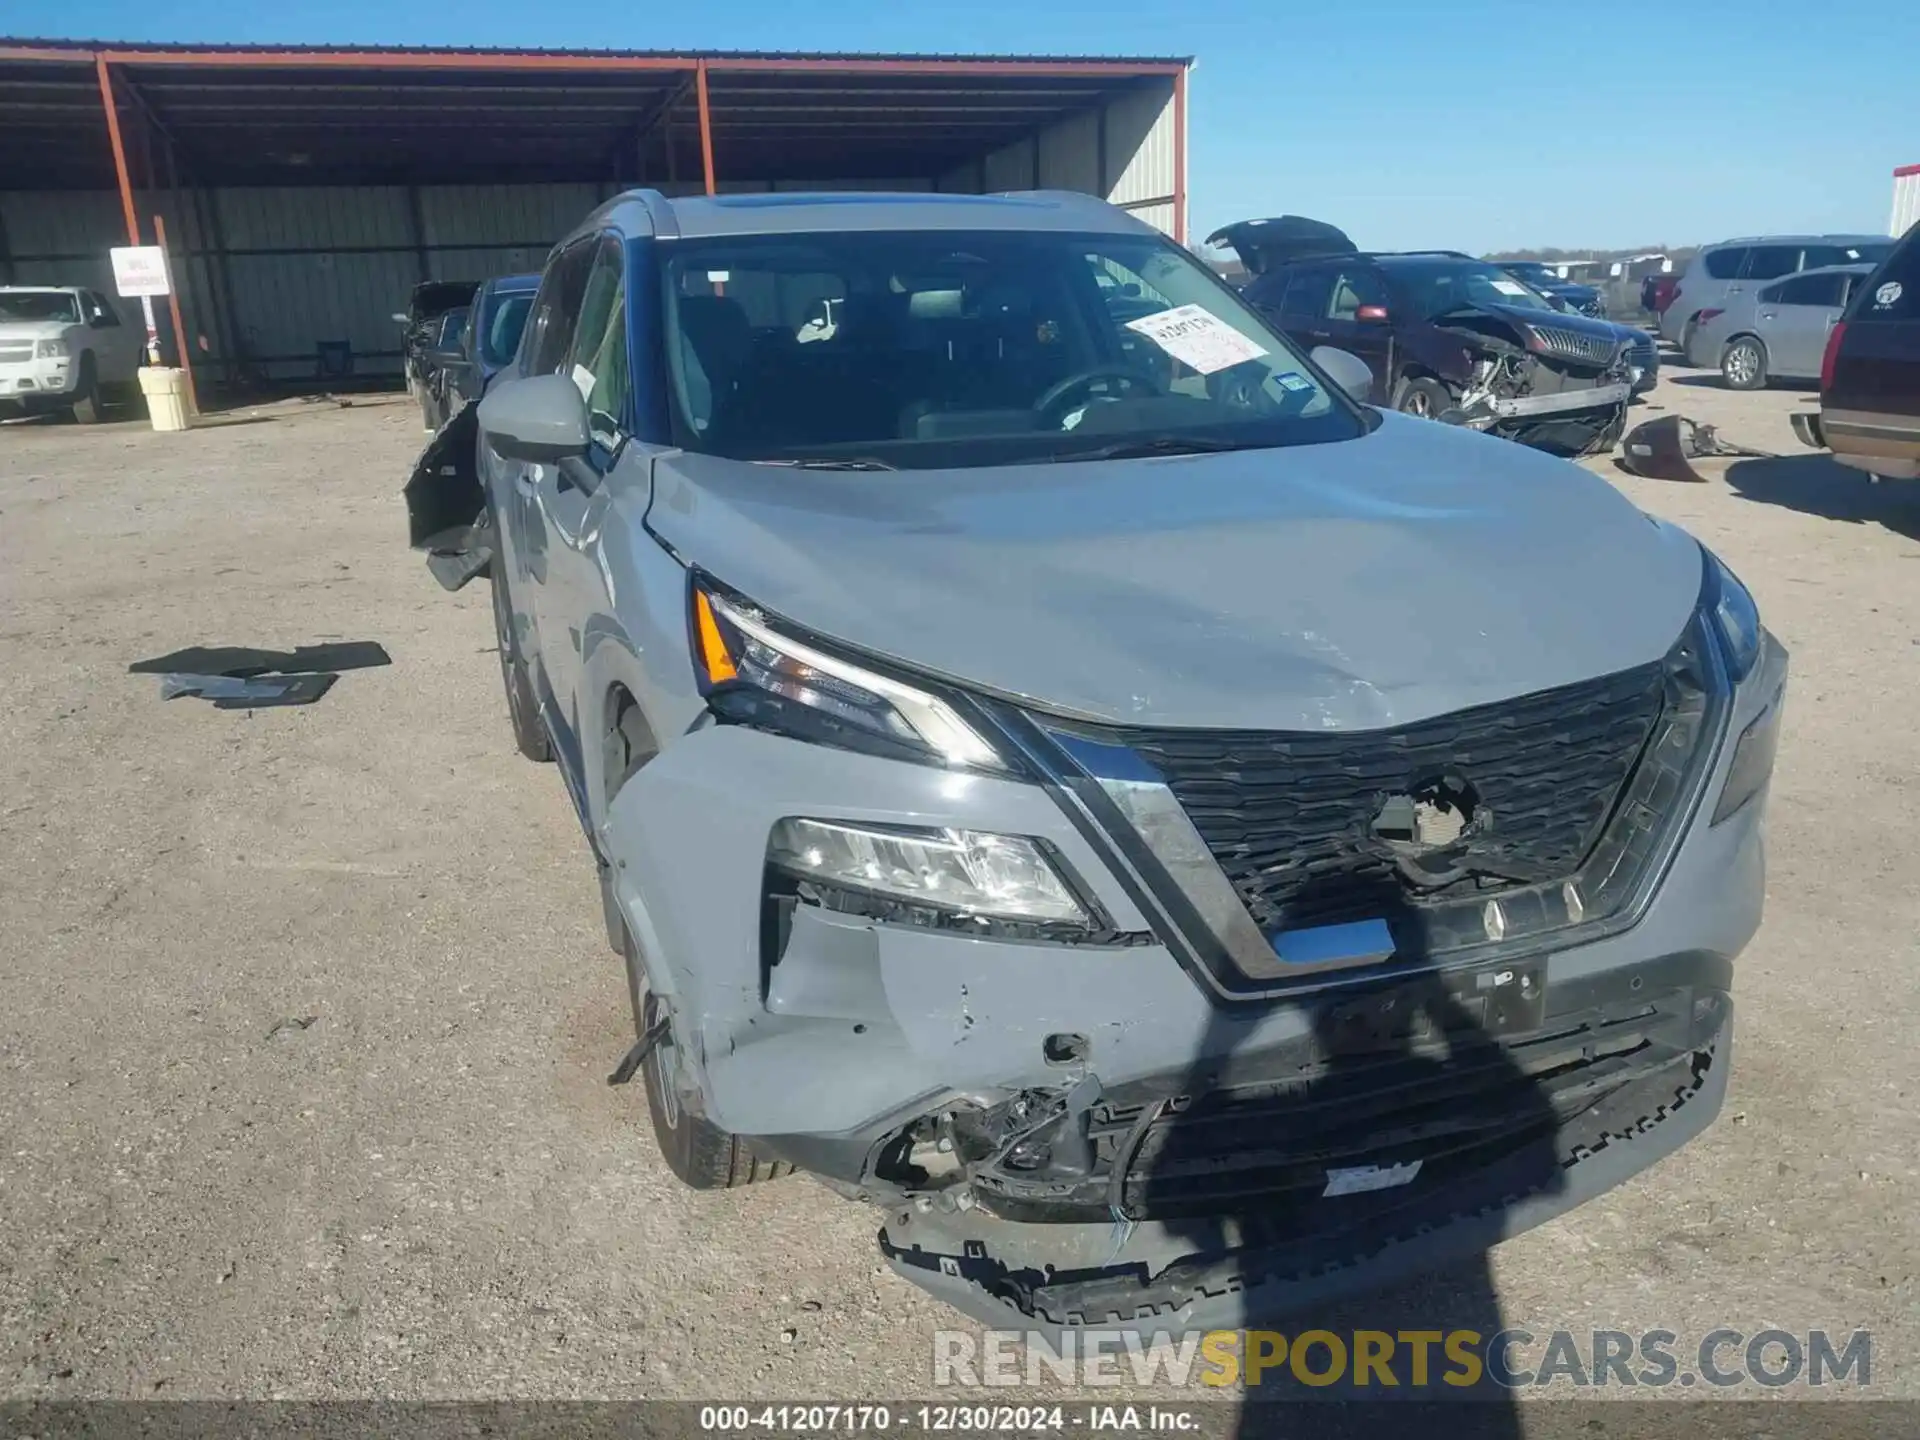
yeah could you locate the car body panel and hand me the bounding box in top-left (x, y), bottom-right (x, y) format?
top-left (644, 413), bottom-right (1702, 733)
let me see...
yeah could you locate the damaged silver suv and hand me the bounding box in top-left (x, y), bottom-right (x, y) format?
top-left (407, 190), bottom-right (1786, 1334)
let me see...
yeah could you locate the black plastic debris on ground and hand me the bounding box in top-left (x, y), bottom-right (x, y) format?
top-left (131, 641), bottom-right (391, 709)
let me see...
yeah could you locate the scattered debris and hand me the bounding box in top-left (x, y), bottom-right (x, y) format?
top-left (265, 1015), bottom-right (320, 1040)
top-left (131, 641), bottom-right (390, 710)
top-left (1620, 415), bottom-right (1774, 483)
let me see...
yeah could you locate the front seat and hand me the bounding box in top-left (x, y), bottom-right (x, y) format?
top-left (676, 295), bottom-right (752, 437)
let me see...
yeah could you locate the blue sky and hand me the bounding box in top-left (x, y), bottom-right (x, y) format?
top-left (22, 0), bottom-right (1919, 253)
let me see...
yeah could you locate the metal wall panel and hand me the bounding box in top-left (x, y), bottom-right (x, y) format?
top-left (982, 138), bottom-right (1038, 193)
top-left (1894, 171), bottom-right (1920, 237)
top-left (418, 184), bottom-right (600, 247)
top-left (1036, 108), bottom-right (1101, 195)
top-left (215, 186), bottom-right (412, 250)
top-left (1104, 79), bottom-right (1177, 215)
top-left (222, 250), bottom-right (419, 380)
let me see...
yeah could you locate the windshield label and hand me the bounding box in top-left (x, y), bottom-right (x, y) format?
top-left (1274, 371), bottom-right (1313, 393)
top-left (1125, 303), bottom-right (1268, 375)
top-left (1490, 278), bottom-right (1531, 296)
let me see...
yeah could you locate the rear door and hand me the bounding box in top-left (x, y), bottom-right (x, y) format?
top-left (1271, 263), bottom-right (1335, 350)
top-left (1733, 243), bottom-right (1801, 302)
top-left (1756, 271), bottom-right (1846, 378)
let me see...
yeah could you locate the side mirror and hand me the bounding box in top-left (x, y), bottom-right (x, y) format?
top-left (392, 312), bottom-right (410, 325)
top-left (1310, 345), bottom-right (1375, 405)
top-left (1355, 304), bottom-right (1390, 324)
top-left (479, 374), bottom-right (590, 463)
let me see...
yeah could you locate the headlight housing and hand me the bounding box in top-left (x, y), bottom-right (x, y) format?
top-left (1704, 549), bottom-right (1761, 682)
top-left (689, 577), bottom-right (1008, 772)
top-left (769, 818), bottom-right (1088, 925)
top-left (35, 338), bottom-right (68, 360)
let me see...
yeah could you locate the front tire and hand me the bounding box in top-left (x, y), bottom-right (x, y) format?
top-left (69, 357), bottom-right (102, 424)
top-left (1392, 375), bottom-right (1451, 419)
top-left (628, 948), bottom-right (791, 1190)
top-left (1721, 336), bottom-right (1768, 391)
top-left (489, 567), bottom-right (552, 763)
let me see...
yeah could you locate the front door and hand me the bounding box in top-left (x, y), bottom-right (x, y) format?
top-left (525, 235), bottom-right (632, 785)
top-left (1319, 265), bottom-right (1395, 397)
top-left (1757, 271), bottom-right (1847, 378)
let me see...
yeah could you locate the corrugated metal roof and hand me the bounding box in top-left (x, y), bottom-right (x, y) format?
top-left (0, 37), bottom-right (1190, 66)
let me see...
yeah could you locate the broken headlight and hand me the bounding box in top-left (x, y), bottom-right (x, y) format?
top-left (689, 576), bottom-right (1008, 772)
top-left (1703, 549), bottom-right (1761, 682)
top-left (768, 818), bottom-right (1088, 925)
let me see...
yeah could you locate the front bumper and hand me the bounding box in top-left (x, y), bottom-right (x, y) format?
top-left (1477, 381), bottom-right (1630, 422)
top-left (602, 628), bottom-right (1780, 1325)
top-left (0, 359), bottom-right (76, 404)
top-left (883, 994), bottom-right (1731, 1334)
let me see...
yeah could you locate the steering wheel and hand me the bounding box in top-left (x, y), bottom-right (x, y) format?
top-left (1033, 366), bottom-right (1164, 424)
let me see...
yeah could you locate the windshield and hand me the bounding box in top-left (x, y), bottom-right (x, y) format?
top-left (659, 227), bottom-right (1363, 469)
top-left (481, 292), bottom-right (534, 367)
top-left (0, 291), bottom-right (80, 324)
top-left (1385, 259), bottom-right (1558, 318)
top-left (1504, 263), bottom-right (1557, 284)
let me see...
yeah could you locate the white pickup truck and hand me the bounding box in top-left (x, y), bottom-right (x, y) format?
top-left (0, 286), bottom-right (143, 423)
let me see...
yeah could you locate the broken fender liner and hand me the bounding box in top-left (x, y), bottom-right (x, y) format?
top-left (406, 401), bottom-right (492, 592)
top-left (159, 672), bottom-right (337, 708)
top-left (1621, 415), bottom-right (1775, 483)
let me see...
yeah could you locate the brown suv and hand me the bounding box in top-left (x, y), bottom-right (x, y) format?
top-left (1795, 222), bottom-right (1920, 479)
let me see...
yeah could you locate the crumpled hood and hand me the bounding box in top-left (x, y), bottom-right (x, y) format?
top-left (645, 415), bottom-right (1704, 731)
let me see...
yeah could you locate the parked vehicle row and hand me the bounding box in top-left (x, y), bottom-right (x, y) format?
top-left (1500, 259), bottom-right (1607, 317)
top-left (394, 280), bottom-right (479, 403)
top-left (1655, 233), bottom-right (1893, 354)
top-left (407, 187), bottom-right (1783, 1337)
top-left (0, 286), bottom-right (142, 424)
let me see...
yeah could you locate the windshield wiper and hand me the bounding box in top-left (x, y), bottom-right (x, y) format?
top-left (1050, 434), bottom-right (1262, 463)
top-left (755, 456), bottom-right (898, 472)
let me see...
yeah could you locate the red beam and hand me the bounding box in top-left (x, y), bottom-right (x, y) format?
top-left (696, 60), bottom-right (717, 195)
top-left (95, 57), bottom-right (140, 245)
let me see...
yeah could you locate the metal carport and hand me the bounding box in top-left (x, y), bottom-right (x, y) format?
top-left (0, 40), bottom-right (1189, 397)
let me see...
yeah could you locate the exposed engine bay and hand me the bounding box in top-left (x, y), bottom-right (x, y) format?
top-left (1437, 312), bottom-right (1632, 457)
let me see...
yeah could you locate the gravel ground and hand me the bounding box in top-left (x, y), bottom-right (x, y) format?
top-left (1, 365), bottom-right (1916, 1405)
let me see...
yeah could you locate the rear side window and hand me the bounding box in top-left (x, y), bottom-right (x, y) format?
top-left (565, 238), bottom-right (630, 443)
top-left (1278, 265), bottom-right (1335, 323)
top-left (1804, 242), bottom-right (1892, 269)
top-left (1849, 229), bottom-right (1920, 320)
top-left (522, 241), bottom-right (596, 376)
top-left (1767, 272), bottom-right (1846, 307)
top-left (1703, 247), bottom-right (1748, 280)
top-left (1741, 245), bottom-right (1801, 280)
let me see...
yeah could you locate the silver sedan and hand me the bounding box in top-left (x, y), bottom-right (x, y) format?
top-left (1688, 263), bottom-right (1876, 388)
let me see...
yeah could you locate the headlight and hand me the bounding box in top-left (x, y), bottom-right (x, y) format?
top-left (690, 579), bottom-right (1007, 771)
top-left (769, 818), bottom-right (1087, 924)
top-left (35, 338), bottom-right (68, 360)
top-left (1704, 550), bottom-right (1760, 682)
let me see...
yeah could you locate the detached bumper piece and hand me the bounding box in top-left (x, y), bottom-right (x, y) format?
top-left (881, 973), bottom-right (1732, 1332)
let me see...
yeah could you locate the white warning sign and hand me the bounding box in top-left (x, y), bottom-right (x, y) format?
top-left (1125, 304), bottom-right (1268, 375)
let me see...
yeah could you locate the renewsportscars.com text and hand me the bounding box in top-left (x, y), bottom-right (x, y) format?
top-left (933, 1328), bottom-right (1871, 1391)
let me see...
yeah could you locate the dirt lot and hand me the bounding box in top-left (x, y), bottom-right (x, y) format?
top-left (2, 365), bottom-right (1917, 1403)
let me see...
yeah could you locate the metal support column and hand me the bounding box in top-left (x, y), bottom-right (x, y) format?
top-left (95, 56), bottom-right (140, 245)
top-left (695, 60), bottom-right (717, 195)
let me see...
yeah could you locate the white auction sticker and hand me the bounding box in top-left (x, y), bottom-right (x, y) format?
top-left (1125, 304), bottom-right (1268, 375)
top-left (1490, 278), bottom-right (1530, 296)
top-left (1322, 1160), bottom-right (1423, 1197)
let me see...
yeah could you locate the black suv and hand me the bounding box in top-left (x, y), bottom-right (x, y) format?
top-left (1793, 220), bottom-right (1920, 480)
top-left (1211, 217), bottom-right (1637, 456)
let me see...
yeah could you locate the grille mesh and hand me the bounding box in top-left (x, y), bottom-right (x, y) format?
top-left (1107, 662), bottom-right (1669, 935)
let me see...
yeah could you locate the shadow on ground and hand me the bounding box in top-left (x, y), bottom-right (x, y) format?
top-left (1722, 453), bottom-right (1920, 541)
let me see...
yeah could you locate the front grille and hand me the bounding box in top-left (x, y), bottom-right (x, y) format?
top-left (0, 342), bottom-right (34, 363)
top-left (1529, 324), bottom-right (1622, 367)
top-left (1110, 661), bottom-right (1670, 937)
top-left (1628, 336), bottom-right (1659, 370)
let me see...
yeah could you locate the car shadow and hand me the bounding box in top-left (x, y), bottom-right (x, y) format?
top-left (1722, 453), bottom-right (1920, 540)
top-left (1134, 883), bottom-right (1562, 1437)
top-left (1662, 373), bottom-right (1819, 392)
